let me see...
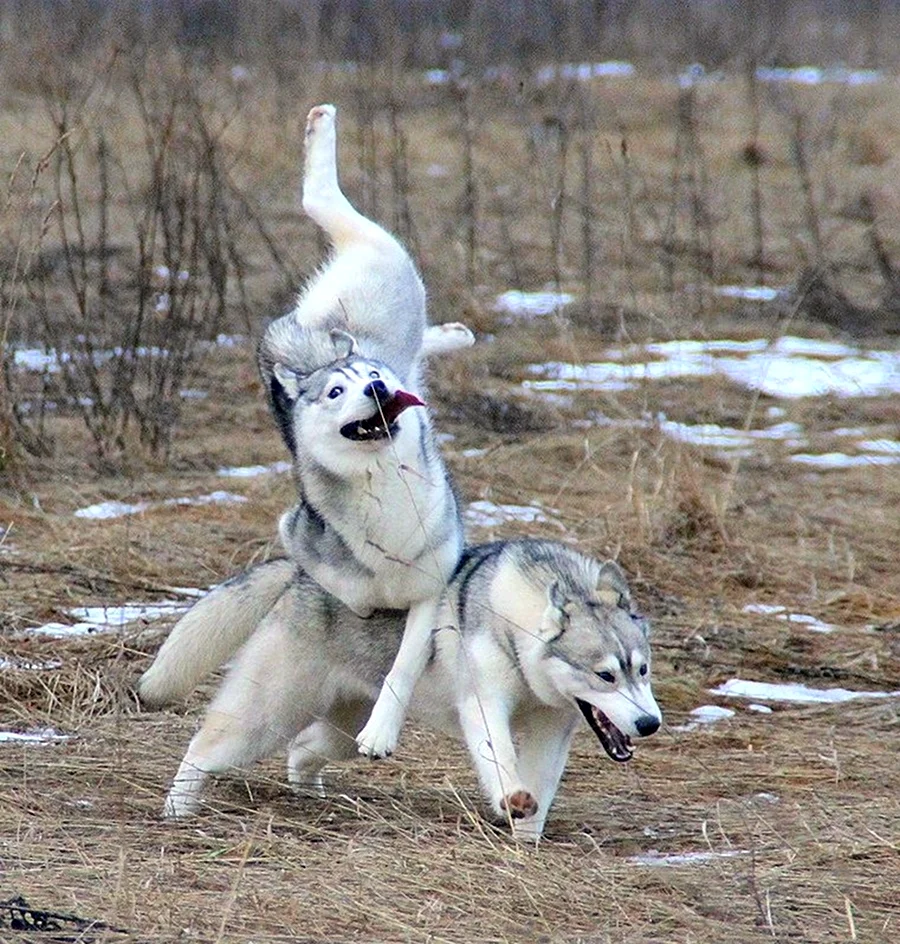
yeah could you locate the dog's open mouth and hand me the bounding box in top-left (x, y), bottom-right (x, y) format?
top-left (576, 699), bottom-right (634, 763)
top-left (340, 389), bottom-right (424, 442)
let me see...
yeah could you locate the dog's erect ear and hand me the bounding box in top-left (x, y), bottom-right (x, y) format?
top-left (540, 580), bottom-right (574, 640)
top-left (594, 561), bottom-right (631, 610)
top-left (273, 364), bottom-right (302, 403)
top-left (267, 363), bottom-right (301, 457)
top-left (329, 329), bottom-right (358, 360)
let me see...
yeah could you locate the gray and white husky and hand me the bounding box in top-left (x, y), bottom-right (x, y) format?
top-left (139, 539), bottom-right (662, 839)
top-left (252, 104), bottom-right (472, 759)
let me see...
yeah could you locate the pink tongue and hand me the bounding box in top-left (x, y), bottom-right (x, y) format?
top-left (392, 389), bottom-right (424, 410)
top-left (381, 389), bottom-right (424, 423)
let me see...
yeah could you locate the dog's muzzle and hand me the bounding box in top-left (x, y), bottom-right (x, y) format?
top-left (339, 385), bottom-right (424, 442)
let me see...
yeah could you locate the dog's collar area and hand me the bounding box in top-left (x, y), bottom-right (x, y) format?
top-left (339, 389), bottom-right (424, 443)
top-left (576, 698), bottom-right (634, 762)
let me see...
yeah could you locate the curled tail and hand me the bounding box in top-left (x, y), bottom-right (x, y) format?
top-left (138, 559), bottom-right (295, 707)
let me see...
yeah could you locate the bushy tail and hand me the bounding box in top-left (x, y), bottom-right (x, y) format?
top-left (138, 559), bottom-right (294, 707)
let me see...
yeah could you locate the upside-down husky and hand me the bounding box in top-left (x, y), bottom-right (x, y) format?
top-left (192, 103), bottom-right (471, 760)
top-left (139, 539), bottom-right (662, 839)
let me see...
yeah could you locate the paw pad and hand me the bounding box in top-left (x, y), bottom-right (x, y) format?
top-left (501, 790), bottom-right (539, 819)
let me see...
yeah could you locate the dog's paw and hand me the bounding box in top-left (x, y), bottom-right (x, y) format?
top-left (500, 790), bottom-right (539, 820)
top-left (422, 322), bottom-right (476, 356)
top-left (355, 718), bottom-right (399, 760)
top-left (163, 791), bottom-right (198, 820)
top-left (305, 103), bottom-right (336, 139)
top-left (355, 728), bottom-right (396, 760)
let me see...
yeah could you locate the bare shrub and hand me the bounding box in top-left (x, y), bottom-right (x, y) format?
top-left (5, 52), bottom-right (293, 468)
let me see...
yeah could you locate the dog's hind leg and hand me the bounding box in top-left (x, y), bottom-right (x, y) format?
top-left (510, 708), bottom-right (578, 840)
top-left (163, 602), bottom-right (309, 819)
top-left (287, 700), bottom-right (372, 796)
top-left (302, 104), bottom-right (392, 252)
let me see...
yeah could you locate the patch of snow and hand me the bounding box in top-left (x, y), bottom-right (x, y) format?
top-left (790, 452), bottom-right (900, 469)
top-left (0, 657), bottom-right (63, 671)
top-left (424, 68), bottom-right (451, 85)
top-left (74, 490), bottom-right (248, 519)
top-left (858, 439), bottom-right (900, 454)
top-left (26, 592), bottom-right (200, 639)
top-left (744, 603), bottom-right (787, 616)
top-left (465, 500), bottom-right (552, 528)
top-left (217, 461), bottom-right (291, 478)
top-left (629, 849), bottom-right (746, 867)
top-left (755, 66), bottom-right (882, 86)
top-left (526, 337), bottom-right (900, 400)
top-left (714, 285), bottom-right (783, 302)
top-left (535, 61), bottom-right (635, 85)
top-left (0, 727), bottom-right (72, 745)
top-left (710, 678), bottom-right (900, 704)
top-left (672, 705), bottom-right (736, 732)
top-left (743, 603), bottom-right (835, 633)
top-left (494, 290), bottom-right (575, 318)
top-left (658, 418), bottom-right (805, 453)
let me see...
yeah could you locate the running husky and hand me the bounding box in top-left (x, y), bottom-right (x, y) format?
top-left (255, 104), bottom-right (472, 759)
top-left (139, 539), bottom-right (662, 839)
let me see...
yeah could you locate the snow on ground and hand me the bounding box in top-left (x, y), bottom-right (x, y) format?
top-left (25, 594), bottom-right (202, 639)
top-left (465, 500), bottom-right (555, 529)
top-left (493, 290), bottom-right (575, 318)
top-left (525, 335), bottom-right (899, 467)
top-left (74, 490), bottom-right (248, 520)
top-left (672, 705), bottom-right (736, 732)
top-left (217, 461), bottom-right (292, 478)
top-left (709, 678), bottom-right (900, 704)
top-left (628, 849), bottom-right (747, 867)
top-left (743, 603), bottom-right (836, 634)
top-left (0, 727), bottom-right (72, 745)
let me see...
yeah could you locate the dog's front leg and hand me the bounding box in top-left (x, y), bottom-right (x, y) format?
top-left (510, 708), bottom-right (578, 840)
top-left (457, 689), bottom-right (538, 828)
top-left (355, 598), bottom-right (437, 758)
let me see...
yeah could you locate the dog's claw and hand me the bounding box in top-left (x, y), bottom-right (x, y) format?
top-left (355, 721), bottom-right (399, 760)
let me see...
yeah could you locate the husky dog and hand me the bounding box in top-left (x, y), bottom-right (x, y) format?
top-left (139, 539), bottom-right (662, 839)
top-left (253, 104), bottom-right (473, 760)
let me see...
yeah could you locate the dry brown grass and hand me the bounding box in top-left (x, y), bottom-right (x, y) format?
top-left (2, 21), bottom-right (900, 944)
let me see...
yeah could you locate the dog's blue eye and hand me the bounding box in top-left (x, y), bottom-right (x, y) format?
top-left (327, 385), bottom-right (344, 399)
top-left (368, 370), bottom-right (380, 379)
top-left (597, 670), bottom-right (616, 684)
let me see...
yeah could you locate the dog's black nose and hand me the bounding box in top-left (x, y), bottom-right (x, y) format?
top-left (635, 714), bottom-right (660, 737)
top-left (363, 379), bottom-right (389, 401)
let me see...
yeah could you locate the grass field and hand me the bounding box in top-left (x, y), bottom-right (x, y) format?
top-left (1, 13), bottom-right (899, 943)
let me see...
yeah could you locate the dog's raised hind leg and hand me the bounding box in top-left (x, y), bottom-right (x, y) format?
top-left (302, 104), bottom-right (390, 251)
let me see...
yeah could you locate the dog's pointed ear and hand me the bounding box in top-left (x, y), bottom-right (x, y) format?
top-left (329, 329), bottom-right (358, 359)
top-left (273, 363), bottom-right (302, 403)
top-left (540, 580), bottom-right (574, 639)
top-left (594, 561), bottom-right (631, 609)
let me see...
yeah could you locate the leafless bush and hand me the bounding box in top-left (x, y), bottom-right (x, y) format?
top-left (4, 54), bottom-right (294, 468)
